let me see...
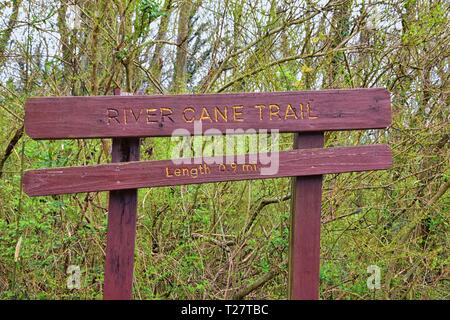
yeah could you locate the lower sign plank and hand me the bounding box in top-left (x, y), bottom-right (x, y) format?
top-left (23, 145), bottom-right (392, 196)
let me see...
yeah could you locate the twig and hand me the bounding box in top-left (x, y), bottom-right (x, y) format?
top-left (428, 179), bottom-right (450, 206)
top-left (0, 125), bottom-right (24, 178)
top-left (243, 194), bottom-right (291, 234)
top-left (231, 266), bottom-right (283, 300)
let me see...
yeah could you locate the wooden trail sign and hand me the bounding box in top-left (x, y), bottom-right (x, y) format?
top-left (22, 88), bottom-right (392, 300)
top-left (24, 88), bottom-right (390, 139)
top-left (23, 145), bottom-right (391, 196)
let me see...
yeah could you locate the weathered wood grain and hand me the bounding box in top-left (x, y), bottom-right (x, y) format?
top-left (23, 145), bottom-right (392, 196)
top-left (104, 89), bottom-right (140, 300)
top-left (289, 132), bottom-right (324, 300)
top-left (24, 88), bottom-right (391, 139)
top-left (103, 139), bottom-right (140, 300)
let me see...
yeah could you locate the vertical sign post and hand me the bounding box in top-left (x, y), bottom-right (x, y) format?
top-left (289, 132), bottom-right (324, 299)
top-left (103, 88), bottom-right (140, 300)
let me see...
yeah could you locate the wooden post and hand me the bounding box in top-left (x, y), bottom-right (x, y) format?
top-left (103, 88), bottom-right (140, 300)
top-left (289, 132), bottom-right (324, 300)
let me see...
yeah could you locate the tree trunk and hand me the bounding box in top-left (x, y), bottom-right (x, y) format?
top-left (171, 0), bottom-right (193, 93)
top-left (150, 0), bottom-right (173, 86)
top-left (0, 0), bottom-right (23, 67)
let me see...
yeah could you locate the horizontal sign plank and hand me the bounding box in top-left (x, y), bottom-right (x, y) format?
top-left (23, 144), bottom-right (392, 196)
top-left (25, 88), bottom-right (391, 139)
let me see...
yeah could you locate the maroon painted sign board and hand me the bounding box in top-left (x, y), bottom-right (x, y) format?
top-left (22, 88), bottom-right (392, 300)
top-left (24, 145), bottom-right (391, 196)
top-left (25, 88), bottom-right (390, 139)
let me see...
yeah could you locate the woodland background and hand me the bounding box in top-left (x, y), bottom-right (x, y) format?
top-left (0, 0), bottom-right (448, 299)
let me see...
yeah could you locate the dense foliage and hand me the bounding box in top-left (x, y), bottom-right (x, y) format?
top-left (0, 0), bottom-right (448, 299)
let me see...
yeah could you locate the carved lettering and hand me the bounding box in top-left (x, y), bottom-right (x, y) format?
top-left (307, 102), bottom-right (318, 119)
top-left (183, 107), bottom-right (195, 122)
top-left (269, 104), bottom-right (281, 120)
top-left (161, 107), bottom-right (174, 122)
top-left (146, 108), bottom-right (158, 123)
top-left (107, 108), bottom-right (120, 125)
top-left (105, 102), bottom-right (319, 126)
top-left (214, 106), bottom-right (228, 122)
top-left (232, 105), bottom-right (244, 122)
top-left (200, 107), bottom-right (213, 122)
top-left (255, 105), bottom-right (265, 120)
top-left (284, 104), bottom-right (298, 120)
